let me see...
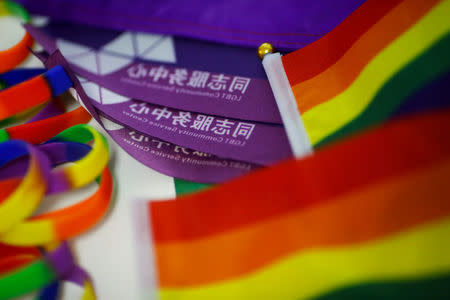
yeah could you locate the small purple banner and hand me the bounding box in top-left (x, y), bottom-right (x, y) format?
top-left (87, 93), bottom-right (291, 166)
top-left (26, 23), bottom-right (283, 124)
top-left (42, 50), bottom-right (263, 183)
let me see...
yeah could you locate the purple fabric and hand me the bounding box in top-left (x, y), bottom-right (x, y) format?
top-left (45, 242), bottom-right (76, 279)
top-left (100, 112), bottom-right (261, 183)
top-left (95, 99), bottom-right (291, 165)
top-left (45, 243), bottom-right (90, 286)
top-left (74, 61), bottom-right (280, 124)
top-left (63, 265), bottom-right (90, 286)
top-left (30, 21), bottom-right (269, 78)
top-left (44, 243), bottom-right (91, 290)
top-left (26, 24), bottom-right (293, 164)
top-left (19, 0), bottom-right (365, 50)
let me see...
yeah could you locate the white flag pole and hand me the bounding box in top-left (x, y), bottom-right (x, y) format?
top-left (259, 44), bottom-right (313, 158)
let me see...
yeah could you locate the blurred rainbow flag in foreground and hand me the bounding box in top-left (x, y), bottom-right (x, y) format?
top-left (149, 109), bottom-right (450, 300)
top-left (143, 0), bottom-right (450, 299)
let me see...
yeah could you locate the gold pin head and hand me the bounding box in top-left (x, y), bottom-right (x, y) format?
top-left (257, 43), bottom-right (276, 60)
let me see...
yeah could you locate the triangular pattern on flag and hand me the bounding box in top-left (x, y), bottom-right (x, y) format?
top-left (78, 79), bottom-right (101, 103)
top-left (96, 51), bottom-right (132, 75)
top-left (99, 85), bottom-right (130, 105)
top-left (101, 32), bottom-right (135, 56)
top-left (140, 36), bottom-right (176, 63)
top-left (135, 32), bottom-right (165, 56)
top-left (65, 52), bottom-right (99, 74)
top-left (56, 39), bottom-right (92, 57)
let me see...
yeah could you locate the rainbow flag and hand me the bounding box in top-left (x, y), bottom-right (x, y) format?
top-left (263, 0), bottom-right (450, 156)
top-left (174, 0), bottom-right (449, 192)
top-left (148, 109), bottom-right (450, 300)
top-left (142, 1), bottom-right (450, 298)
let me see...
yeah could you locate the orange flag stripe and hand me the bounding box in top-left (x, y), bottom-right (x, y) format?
top-left (156, 159), bottom-right (450, 287)
top-left (292, 0), bottom-right (439, 113)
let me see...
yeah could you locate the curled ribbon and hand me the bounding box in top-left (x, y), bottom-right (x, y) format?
top-left (0, 27), bottom-right (111, 298)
